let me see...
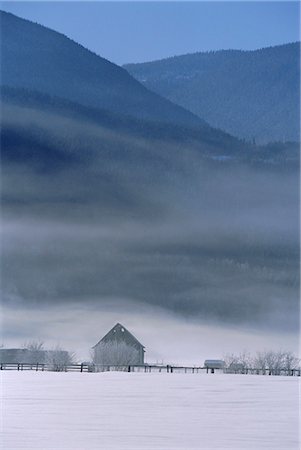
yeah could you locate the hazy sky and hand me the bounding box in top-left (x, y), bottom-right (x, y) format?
top-left (1, 1), bottom-right (299, 64)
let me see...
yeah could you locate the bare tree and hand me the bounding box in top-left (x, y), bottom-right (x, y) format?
top-left (238, 350), bottom-right (253, 369)
top-left (268, 351), bottom-right (285, 374)
top-left (224, 350), bottom-right (252, 371)
top-left (224, 350), bottom-right (299, 374)
top-left (223, 353), bottom-right (240, 369)
top-left (23, 341), bottom-right (45, 364)
top-left (24, 341), bottom-right (44, 351)
top-left (46, 345), bottom-right (76, 370)
top-left (253, 351), bottom-right (267, 371)
top-left (254, 350), bottom-right (299, 374)
top-left (282, 351), bottom-right (300, 372)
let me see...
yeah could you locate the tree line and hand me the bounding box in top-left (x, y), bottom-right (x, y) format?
top-left (223, 350), bottom-right (299, 372)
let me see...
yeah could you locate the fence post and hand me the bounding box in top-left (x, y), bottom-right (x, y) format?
top-left (128, 366), bottom-right (131, 373)
top-left (80, 363), bottom-right (83, 373)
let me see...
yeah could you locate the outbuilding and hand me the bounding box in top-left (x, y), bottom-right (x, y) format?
top-left (92, 323), bottom-right (145, 366)
top-left (204, 359), bottom-right (225, 373)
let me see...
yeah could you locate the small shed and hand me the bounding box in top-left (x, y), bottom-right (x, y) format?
top-left (92, 323), bottom-right (145, 366)
top-left (204, 359), bottom-right (225, 369)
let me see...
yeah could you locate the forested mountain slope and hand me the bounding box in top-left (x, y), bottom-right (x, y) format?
top-left (2, 86), bottom-right (297, 170)
top-left (0, 11), bottom-right (203, 127)
top-left (124, 43), bottom-right (300, 143)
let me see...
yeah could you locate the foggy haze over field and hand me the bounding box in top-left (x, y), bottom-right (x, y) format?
top-left (0, 8), bottom-right (299, 362)
top-left (3, 160), bottom-right (298, 327)
top-left (2, 111), bottom-right (299, 360)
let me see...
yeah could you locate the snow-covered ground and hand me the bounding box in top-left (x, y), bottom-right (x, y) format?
top-left (1, 371), bottom-right (299, 450)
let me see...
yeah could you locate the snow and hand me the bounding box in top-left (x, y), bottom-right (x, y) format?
top-left (1, 371), bottom-right (299, 449)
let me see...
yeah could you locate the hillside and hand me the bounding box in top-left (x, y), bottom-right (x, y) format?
top-left (124, 43), bottom-right (300, 143)
top-left (2, 86), bottom-right (297, 170)
top-left (1, 12), bottom-right (298, 329)
top-left (0, 10), bottom-right (203, 127)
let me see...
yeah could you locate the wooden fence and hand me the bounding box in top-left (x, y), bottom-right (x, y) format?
top-left (0, 363), bottom-right (90, 372)
top-left (0, 362), bottom-right (300, 376)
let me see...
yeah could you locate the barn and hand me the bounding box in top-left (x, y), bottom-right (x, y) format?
top-left (0, 348), bottom-right (70, 364)
top-left (92, 323), bottom-right (145, 366)
top-left (0, 348), bottom-right (33, 364)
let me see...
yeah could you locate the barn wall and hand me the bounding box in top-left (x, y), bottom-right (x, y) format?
top-left (0, 349), bottom-right (45, 364)
top-left (93, 341), bottom-right (143, 365)
top-left (0, 349), bottom-right (70, 364)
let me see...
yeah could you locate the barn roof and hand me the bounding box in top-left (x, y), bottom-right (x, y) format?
top-left (92, 323), bottom-right (145, 349)
top-left (204, 360), bottom-right (225, 364)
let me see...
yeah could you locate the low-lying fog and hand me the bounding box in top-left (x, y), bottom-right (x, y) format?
top-left (1, 104), bottom-right (299, 362)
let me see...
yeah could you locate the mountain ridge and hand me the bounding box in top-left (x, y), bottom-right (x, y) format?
top-left (124, 42), bottom-right (299, 66)
top-left (124, 42), bottom-right (300, 143)
top-left (0, 10), bottom-right (204, 127)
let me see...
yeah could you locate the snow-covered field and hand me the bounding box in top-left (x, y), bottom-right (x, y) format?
top-left (1, 371), bottom-right (299, 450)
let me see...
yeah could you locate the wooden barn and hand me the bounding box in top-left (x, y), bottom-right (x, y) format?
top-left (92, 323), bottom-right (145, 366)
top-left (0, 348), bottom-right (33, 364)
top-left (0, 348), bottom-right (70, 364)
